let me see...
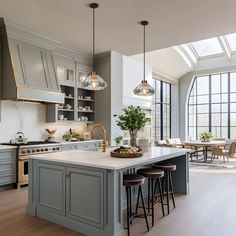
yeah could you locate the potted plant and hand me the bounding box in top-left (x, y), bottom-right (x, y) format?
top-left (114, 135), bottom-right (123, 146)
top-left (114, 105), bottom-right (147, 147)
top-left (200, 132), bottom-right (213, 142)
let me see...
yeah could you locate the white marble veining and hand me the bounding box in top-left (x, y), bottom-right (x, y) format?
top-left (0, 145), bottom-right (17, 150)
top-left (29, 147), bottom-right (190, 170)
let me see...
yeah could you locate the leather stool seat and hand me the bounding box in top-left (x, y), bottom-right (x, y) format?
top-left (153, 164), bottom-right (176, 172)
top-left (137, 168), bottom-right (164, 178)
top-left (123, 174), bottom-right (145, 186)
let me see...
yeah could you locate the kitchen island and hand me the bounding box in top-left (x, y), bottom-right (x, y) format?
top-left (27, 147), bottom-right (190, 236)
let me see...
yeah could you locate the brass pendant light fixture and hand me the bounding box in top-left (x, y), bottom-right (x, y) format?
top-left (133, 21), bottom-right (155, 96)
top-left (82, 3), bottom-right (107, 90)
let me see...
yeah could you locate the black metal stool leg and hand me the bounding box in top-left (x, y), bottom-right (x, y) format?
top-left (158, 178), bottom-right (165, 217)
top-left (148, 178), bottom-right (150, 213)
top-left (135, 185), bottom-right (141, 215)
top-left (151, 178), bottom-right (154, 226)
top-left (129, 187), bottom-right (132, 221)
top-left (139, 185), bottom-right (150, 231)
top-left (169, 172), bottom-right (176, 208)
top-left (126, 186), bottom-right (131, 236)
top-left (166, 171), bottom-right (170, 215)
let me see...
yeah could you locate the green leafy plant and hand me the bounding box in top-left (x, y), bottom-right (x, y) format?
top-left (114, 135), bottom-right (123, 144)
top-left (200, 132), bottom-right (213, 142)
top-left (114, 105), bottom-right (147, 146)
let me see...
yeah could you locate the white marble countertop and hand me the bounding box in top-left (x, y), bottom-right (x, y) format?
top-left (0, 145), bottom-right (17, 150)
top-left (29, 147), bottom-right (190, 170)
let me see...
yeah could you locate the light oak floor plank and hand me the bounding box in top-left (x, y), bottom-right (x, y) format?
top-left (0, 164), bottom-right (236, 235)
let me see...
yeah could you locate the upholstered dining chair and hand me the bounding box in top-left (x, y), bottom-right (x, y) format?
top-left (211, 141), bottom-right (236, 163)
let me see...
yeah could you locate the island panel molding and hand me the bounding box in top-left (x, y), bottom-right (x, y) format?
top-left (27, 147), bottom-right (190, 236)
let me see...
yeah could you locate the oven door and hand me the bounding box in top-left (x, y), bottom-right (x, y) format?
top-left (18, 156), bottom-right (28, 186)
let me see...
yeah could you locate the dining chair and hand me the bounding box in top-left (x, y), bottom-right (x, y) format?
top-left (211, 141), bottom-right (236, 163)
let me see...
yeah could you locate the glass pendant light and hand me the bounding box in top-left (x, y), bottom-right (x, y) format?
top-left (82, 3), bottom-right (107, 90)
top-left (133, 21), bottom-right (155, 96)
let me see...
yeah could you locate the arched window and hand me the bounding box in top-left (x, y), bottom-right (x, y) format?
top-left (188, 72), bottom-right (236, 140)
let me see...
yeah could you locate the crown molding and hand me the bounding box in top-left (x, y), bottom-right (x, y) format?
top-left (4, 18), bottom-right (91, 61)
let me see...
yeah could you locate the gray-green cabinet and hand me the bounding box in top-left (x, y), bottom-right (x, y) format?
top-left (0, 149), bottom-right (17, 186)
top-left (36, 162), bottom-right (66, 215)
top-left (61, 141), bottom-right (100, 151)
top-left (66, 167), bottom-right (105, 229)
top-left (46, 54), bottom-right (95, 123)
top-left (35, 161), bottom-right (105, 230)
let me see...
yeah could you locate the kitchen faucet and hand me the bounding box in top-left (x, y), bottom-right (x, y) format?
top-left (91, 124), bottom-right (107, 152)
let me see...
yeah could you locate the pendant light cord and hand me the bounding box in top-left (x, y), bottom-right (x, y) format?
top-left (143, 23), bottom-right (146, 82)
top-left (93, 6), bottom-right (95, 72)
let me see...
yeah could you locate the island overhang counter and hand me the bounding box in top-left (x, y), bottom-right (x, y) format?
top-left (27, 147), bottom-right (190, 236)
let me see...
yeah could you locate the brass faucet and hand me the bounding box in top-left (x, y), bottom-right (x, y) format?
top-left (91, 124), bottom-right (107, 152)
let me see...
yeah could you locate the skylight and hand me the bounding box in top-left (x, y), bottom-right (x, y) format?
top-left (226, 33), bottom-right (236, 51)
top-left (190, 38), bottom-right (223, 57)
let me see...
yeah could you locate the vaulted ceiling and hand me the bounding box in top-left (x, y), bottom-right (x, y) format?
top-left (1, 0), bottom-right (236, 56)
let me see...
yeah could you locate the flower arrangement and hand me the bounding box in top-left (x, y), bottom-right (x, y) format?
top-left (200, 132), bottom-right (213, 142)
top-left (45, 129), bottom-right (57, 142)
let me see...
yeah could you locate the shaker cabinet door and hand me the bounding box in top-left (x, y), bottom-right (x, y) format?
top-left (36, 162), bottom-right (66, 216)
top-left (66, 167), bottom-right (105, 229)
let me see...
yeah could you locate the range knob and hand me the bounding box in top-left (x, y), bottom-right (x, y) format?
top-left (37, 149), bottom-right (40, 152)
top-left (21, 150), bottom-right (26, 154)
top-left (52, 148), bottom-right (56, 151)
top-left (45, 148), bottom-right (49, 151)
top-left (41, 148), bottom-right (45, 152)
top-left (32, 149), bottom-right (36, 153)
top-left (27, 150), bottom-right (31, 153)
top-left (56, 147), bottom-right (60, 151)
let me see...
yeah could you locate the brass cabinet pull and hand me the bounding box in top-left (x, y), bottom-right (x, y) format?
top-left (66, 173), bottom-right (70, 177)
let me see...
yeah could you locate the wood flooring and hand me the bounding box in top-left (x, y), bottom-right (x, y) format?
top-left (1, 163), bottom-right (236, 236)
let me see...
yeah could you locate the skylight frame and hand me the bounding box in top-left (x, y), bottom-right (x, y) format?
top-left (225, 33), bottom-right (236, 53)
top-left (189, 37), bottom-right (225, 59)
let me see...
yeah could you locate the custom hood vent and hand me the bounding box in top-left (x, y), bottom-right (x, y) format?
top-left (0, 18), bottom-right (64, 104)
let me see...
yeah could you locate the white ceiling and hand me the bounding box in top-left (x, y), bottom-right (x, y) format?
top-left (131, 48), bottom-right (192, 80)
top-left (1, 0), bottom-right (236, 56)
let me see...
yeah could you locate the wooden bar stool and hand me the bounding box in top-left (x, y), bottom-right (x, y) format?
top-left (153, 164), bottom-right (176, 215)
top-left (136, 168), bottom-right (165, 226)
top-left (123, 174), bottom-right (149, 236)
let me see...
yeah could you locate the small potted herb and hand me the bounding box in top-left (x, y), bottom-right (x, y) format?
top-left (114, 135), bottom-right (123, 146)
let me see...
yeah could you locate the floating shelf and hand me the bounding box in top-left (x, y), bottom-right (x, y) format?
top-left (78, 110), bottom-right (94, 113)
top-left (65, 96), bottom-right (74, 99)
top-left (58, 109), bottom-right (74, 112)
top-left (78, 98), bottom-right (94, 102)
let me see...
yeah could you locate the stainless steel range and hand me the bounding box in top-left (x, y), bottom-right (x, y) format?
top-left (2, 141), bottom-right (62, 188)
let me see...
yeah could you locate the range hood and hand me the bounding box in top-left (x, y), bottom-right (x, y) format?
top-left (0, 18), bottom-right (64, 104)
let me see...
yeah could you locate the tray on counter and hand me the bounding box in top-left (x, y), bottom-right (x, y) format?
top-left (110, 151), bottom-right (143, 158)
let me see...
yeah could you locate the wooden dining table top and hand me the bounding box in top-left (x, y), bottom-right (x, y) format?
top-left (183, 140), bottom-right (225, 147)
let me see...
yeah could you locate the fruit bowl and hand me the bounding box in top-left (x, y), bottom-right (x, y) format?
top-left (110, 146), bottom-right (143, 158)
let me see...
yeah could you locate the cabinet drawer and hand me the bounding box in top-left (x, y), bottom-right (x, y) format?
top-left (77, 142), bottom-right (99, 150)
top-left (61, 144), bottom-right (77, 151)
top-left (0, 150), bottom-right (16, 158)
top-left (0, 156), bottom-right (16, 165)
top-left (0, 163), bottom-right (16, 172)
top-left (0, 174), bottom-right (16, 185)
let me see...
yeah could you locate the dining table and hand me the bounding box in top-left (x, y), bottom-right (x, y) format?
top-left (183, 140), bottom-right (225, 162)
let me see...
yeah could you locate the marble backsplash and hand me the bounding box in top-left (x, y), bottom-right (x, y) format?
top-left (0, 100), bottom-right (88, 143)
